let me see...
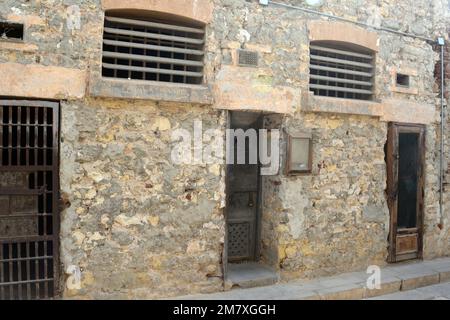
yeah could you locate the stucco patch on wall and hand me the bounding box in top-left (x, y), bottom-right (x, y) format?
top-left (279, 180), bottom-right (308, 240)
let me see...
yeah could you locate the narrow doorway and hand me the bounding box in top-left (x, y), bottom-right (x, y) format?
top-left (224, 111), bottom-right (277, 288)
top-left (226, 111), bottom-right (262, 263)
top-left (386, 123), bottom-right (425, 263)
top-left (0, 100), bottom-right (60, 299)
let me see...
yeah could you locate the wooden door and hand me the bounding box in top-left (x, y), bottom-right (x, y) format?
top-left (386, 123), bottom-right (425, 262)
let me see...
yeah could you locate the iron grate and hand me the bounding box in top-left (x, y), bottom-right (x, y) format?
top-left (0, 101), bottom-right (59, 300)
top-left (309, 42), bottom-right (374, 100)
top-left (102, 14), bottom-right (205, 85)
top-left (228, 222), bottom-right (250, 259)
top-left (238, 49), bottom-right (259, 67)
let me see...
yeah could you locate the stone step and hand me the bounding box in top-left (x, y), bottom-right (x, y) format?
top-left (178, 257), bottom-right (450, 300)
top-left (225, 262), bottom-right (279, 290)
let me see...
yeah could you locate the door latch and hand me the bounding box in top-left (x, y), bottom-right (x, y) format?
top-left (248, 193), bottom-right (254, 207)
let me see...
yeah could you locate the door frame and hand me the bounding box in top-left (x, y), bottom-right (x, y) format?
top-left (386, 122), bottom-right (425, 263)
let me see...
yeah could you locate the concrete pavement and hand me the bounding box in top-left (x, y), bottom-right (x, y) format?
top-left (177, 257), bottom-right (450, 300)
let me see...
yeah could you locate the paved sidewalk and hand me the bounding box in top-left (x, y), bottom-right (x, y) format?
top-left (368, 282), bottom-right (450, 300)
top-left (178, 257), bottom-right (450, 300)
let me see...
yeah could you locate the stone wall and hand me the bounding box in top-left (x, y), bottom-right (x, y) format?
top-left (266, 114), bottom-right (389, 279)
top-left (214, 0), bottom-right (448, 280)
top-left (60, 98), bottom-right (227, 298)
top-left (0, 0), bottom-right (449, 299)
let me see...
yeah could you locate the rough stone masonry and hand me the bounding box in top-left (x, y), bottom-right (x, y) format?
top-left (0, 0), bottom-right (449, 299)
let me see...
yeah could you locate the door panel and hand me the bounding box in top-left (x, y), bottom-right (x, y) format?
top-left (387, 123), bottom-right (425, 263)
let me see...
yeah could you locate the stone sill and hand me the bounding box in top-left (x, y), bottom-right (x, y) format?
top-left (302, 93), bottom-right (383, 117)
top-left (391, 85), bottom-right (419, 95)
top-left (89, 76), bottom-right (213, 105)
top-left (302, 93), bottom-right (436, 125)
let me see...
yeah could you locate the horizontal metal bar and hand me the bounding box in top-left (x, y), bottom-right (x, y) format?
top-left (104, 27), bottom-right (204, 45)
top-left (310, 74), bottom-right (373, 86)
top-left (310, 45), bottom-right (373, 59)
top-left (103, 33), bottom-right (201, 49)
top-left (310, 54), bottom-right (373, 68)
top-left (0, 187), bottom-right (45, 195)
top-left (0, 235), bottom-right (54, 243)
top-left (103, 51), bottom-right (203, 67)
top-left (0, 124), bottom-right (52, 127)
top-left (102, 63), bottom-right (203, 78)
top-left (103, 39), bottom-right (204, 56)
top-left (0, 278), bottom-right (54, 286)
top-left (310, 84), bottom-right (373, 94)
top-left (0, 147), bottom-right (53, 150)
top-left (105, 16), bottom-right (205, 34)
top-left (0, 213), bottom-right (52, 219)
top-left (0, 166), bottom-right (53, 172)
top-left (310, 64), bottom-right (373, 77)
top-left (0, 255), bottom-right (53, 263)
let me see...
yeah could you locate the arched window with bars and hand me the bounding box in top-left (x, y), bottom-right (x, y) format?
top-left (101, 11), bottom-right (206, 85)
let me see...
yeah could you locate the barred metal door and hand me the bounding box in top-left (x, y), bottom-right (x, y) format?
top-left (0, 100), bottom-right (59, 299)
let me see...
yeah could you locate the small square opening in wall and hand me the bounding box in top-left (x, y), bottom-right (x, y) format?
top-left (396, 73), bottom-right (410, 88)
top-left (0, 21), bottom-right (24, 41)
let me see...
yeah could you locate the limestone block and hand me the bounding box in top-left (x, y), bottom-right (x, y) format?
top-left (213, 65), bottom-right (300, 114)
top-left (0, 63), bottom-right (86, 99)
top-left (101, 0), bottom-right (214, 24)
top-left (308, 20), bottom-right (379, 52)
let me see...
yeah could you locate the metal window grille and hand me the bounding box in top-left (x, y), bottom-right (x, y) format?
top-left (309, 42), bottom-right (374, 100)
top-left (238, 49), bottom-right (259, 67)
top-left (102, 14), bottom-right (205, 85)
top-left (0, 100), bottom-right (59, 300)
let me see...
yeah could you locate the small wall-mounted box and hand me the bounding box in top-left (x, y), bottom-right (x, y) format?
top-left (286, 132), bottom-right (313, 175)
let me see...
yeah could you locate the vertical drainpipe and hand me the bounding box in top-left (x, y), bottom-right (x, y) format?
top-left (438, 37), bottom-right (445, 229)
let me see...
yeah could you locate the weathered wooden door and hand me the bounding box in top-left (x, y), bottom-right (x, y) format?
top-left (0, 100), bottom-right (60, 299)
top-left (386, 123), bottom-right (425, 263)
